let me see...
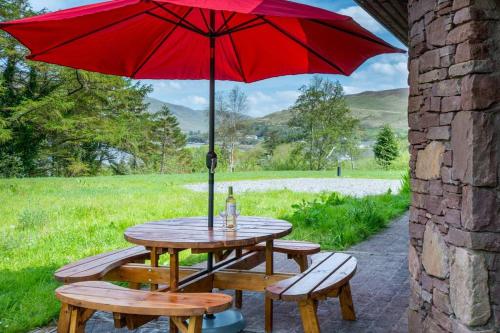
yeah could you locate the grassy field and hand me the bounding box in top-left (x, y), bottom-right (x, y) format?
top-left (0, 170), bottom-right (408, 332)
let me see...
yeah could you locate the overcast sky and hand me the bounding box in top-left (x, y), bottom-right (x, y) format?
top-left (30, 0), bottom-right (408, 116)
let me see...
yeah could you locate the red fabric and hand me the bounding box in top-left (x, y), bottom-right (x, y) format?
top-left (0, 0), bottom-right (404, 82)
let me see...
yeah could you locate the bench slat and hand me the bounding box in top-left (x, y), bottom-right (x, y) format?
top-left (311, 257), bottom-right (357, 298)
top-left (251, 240), bottom-right (320, 255)
top-left (281, 253), bottom-right (351, 301)
top-left (56, 281), bottom-right (232, 317)
top-left (55, 246), bottom-right (150, 283)
top-left (265, 253), bottom-right (334, 300)
top-left (266, 252), bottom-right (357, 301)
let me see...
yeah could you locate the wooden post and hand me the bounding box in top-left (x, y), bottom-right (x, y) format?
top-left (292, 255), bottom-right (309, 272)
top-left (169, 248), bottom-right (180, 333)
top-left (298, 299), bottom-right (320, 333)
top-left (169, 249), bottom-right (180, 291)
top-left (150, 247), bottom-right (160, 291)
top-left (339, 283), bottom-right (356, 320)
top-left (57, 303), bottom-right (71, 333)
top-left (187, 315), bottom-right (203, 333)
top-left (67, 307), bottom-right (91, 333)
top-left (265, 240), bottom-right (274, 333)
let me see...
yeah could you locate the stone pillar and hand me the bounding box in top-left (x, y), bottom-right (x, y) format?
top-left (407, 0), bottom-right (500, 331)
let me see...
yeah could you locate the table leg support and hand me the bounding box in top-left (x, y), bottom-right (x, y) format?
top-left (265, 240), bottom-right (274, 333)
top-left (169, 249), bottom-right (180, 333)
top-left (150, 247), bottom-right (160, 291)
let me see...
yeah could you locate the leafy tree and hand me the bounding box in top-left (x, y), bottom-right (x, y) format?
top-left (338, 131), bottom-right (361, 169)
top-left (215, 86), bottom-right (248, 172)
top-left (0, 0), bottom-right (154, 177)
top-left (373, 125), bottom-right (399, 169)
top-left (151, 106), bottom-right (187, 173)
top-left (263, 129), bottom-right (281, 156)
top-left (289, 76), bottom-right (359, 170)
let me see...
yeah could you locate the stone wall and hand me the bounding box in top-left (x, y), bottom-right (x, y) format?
top-left (407, 0), bottom-right (500, 331)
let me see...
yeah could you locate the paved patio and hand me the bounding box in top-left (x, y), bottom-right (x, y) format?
top-left (36, 213), bottom-right (409, 333)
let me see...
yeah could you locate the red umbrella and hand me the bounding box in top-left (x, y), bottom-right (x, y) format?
top-left (1, 0), bottom-right (403, 269)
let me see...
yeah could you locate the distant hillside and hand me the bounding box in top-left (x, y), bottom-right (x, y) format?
top-left (146, 88), bottom-right (409, 138)
top-left (145, 97), bottom-right (207, 133)
top-left (256, 88), bottom-right (408, 133)
top-left (346, 88), bottom-right (409, 137)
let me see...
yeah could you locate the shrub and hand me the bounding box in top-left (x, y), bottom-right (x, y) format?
top-left (286, 190), bottom-right (410, 250)
top-left (400, 170), bottom-right (411, 195)
top-left (17, 209), bottom-right (48, 230)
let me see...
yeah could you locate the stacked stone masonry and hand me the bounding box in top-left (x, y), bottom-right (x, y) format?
top-left (408, 0), bottom-right (500, 332)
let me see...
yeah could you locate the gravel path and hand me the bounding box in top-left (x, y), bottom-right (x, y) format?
top-left (184, 178), bottom-right (401, 197)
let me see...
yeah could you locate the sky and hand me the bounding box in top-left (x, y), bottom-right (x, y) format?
top-left (30, 0), bottom-right (408, 117)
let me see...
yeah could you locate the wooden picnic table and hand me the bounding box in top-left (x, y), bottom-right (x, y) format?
top-left (124, 216), bottom-right (292, 291)
top-left (124, 216), bottom-right (292, 332)
top-left (56, 217), bottom-right (357, 333)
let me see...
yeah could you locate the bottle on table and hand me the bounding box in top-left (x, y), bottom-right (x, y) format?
top-left (225, 186), bottom-right (237, 229)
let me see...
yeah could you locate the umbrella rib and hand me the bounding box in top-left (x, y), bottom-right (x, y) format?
top-left (199, 8), bottom-right (211, 33)
top-left (216, 12), bottom-right (236, 34)
top-left (308, 19), bottom-right (404, 51)
top-left (221, 12), bottom-right (247, 82)
top-left (260, 17), bottom-right (347, 75)
top-left (152, 1), bottom-right (206, 35)
top-left (217, 16), bottom-right (263, 36)
top-left (131, 8), bottom-right (193, 78)
top-left (29, 10), bottom-right (148, 59)
top-left (217, 21), bottom-right (266, 37)
top-left (146, 12), bottom-right (207, 36)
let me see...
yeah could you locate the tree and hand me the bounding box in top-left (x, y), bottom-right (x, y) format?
top-left (263, 129), bottom-right (281, 156)
top-left (216, 86), bottom-right (248, 172)
top-left (289, 76), bottom-right (359, 170)
top-left (0, 0), bottom-right (154, 177)
top-left (151, 106), bottom-right (187, 173)
top-left (373, 125), bottom-right (399, 169)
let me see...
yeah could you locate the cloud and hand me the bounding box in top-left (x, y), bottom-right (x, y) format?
top-left (248, 91), bottom-right (274, 105)
top-left (246, 90), bottom-right (301, 116)
top-left (371, 61), bottom-right (407, 76)
top-left (186, 95), bottom-right (208, 106)
top-left (338, 6), bottom-right (385, 33)
top-left (147, 80), bottom-right (184, 91)
top-left (344, 53), bottom-right (408, 92)
top-left (31, 0), bottom-right (99, 11)
top-left (275, 90), bottom-right (300, 101)
top-left (343, 86), bottom-right (363, 95)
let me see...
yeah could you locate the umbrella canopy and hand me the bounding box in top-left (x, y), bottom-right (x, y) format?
top-left (0, 0), bottom-right (402, 82)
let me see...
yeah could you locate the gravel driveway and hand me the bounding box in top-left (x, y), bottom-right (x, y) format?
top-left (184, 178), bottom-right (401, 197)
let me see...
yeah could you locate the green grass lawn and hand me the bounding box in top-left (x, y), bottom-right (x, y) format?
top-left (0, 170), bottom-right (408, 332)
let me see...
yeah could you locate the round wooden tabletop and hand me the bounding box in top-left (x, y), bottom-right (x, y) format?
top-left (124, 216), bottom-right (293, 250)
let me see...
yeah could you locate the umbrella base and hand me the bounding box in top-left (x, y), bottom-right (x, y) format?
top-left (198, 309), bottom-right (246, 333)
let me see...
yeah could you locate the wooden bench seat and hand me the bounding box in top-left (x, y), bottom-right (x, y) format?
top-left (266, 252), bottom-right (357, 333)
top-left (56, 281), bottom-right (232, 333)
top-left (249, 240), bottom-right (321, 272)
top-left (55, 246), bottom-right (150, 283)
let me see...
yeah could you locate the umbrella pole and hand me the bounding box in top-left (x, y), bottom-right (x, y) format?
top-left (206, 10), bottom-right (217, 273)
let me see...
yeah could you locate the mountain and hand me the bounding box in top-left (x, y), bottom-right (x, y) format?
top-left (346, 88), bottom-right (409, 136)
top-left (145, 88), bottom-right (409, 137)
top-left (144, 97), bottom-right (208, 133)
top-left (254, 87), bottom-right (409, 138)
